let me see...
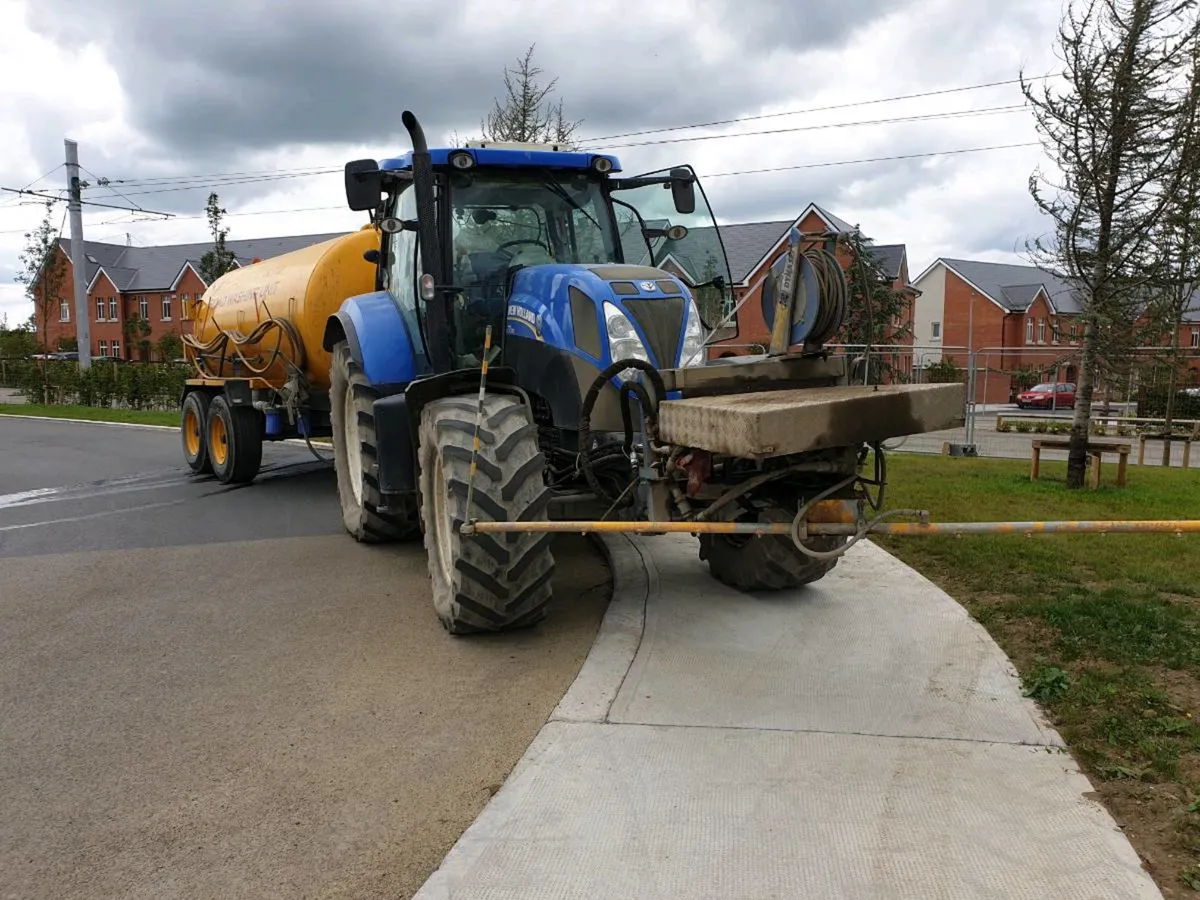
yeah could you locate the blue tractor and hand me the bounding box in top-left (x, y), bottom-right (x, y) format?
top-left (321, 111), bottom-right (961, 634)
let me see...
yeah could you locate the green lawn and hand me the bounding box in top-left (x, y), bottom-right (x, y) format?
top-left (878, 453), bottom-right (1200, 895)
top-left (0, 404), bottom-right (180, 428)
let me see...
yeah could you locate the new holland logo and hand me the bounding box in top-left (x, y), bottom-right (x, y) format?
top-left (639, 281), bottom-right (657, 292)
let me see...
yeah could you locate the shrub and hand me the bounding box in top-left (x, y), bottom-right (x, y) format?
top-left (1034, 421), bottom-right (1049, 433)
top-left (1015, 420), bottom-right (1033, 433)
top-left (997, 420), bottom-right (1012, 433)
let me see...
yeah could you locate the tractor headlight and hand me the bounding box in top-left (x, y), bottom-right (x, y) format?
top-left (679, 298), bottom-right (706, 367)
top-left (603, 302), bottom-right (649, 378)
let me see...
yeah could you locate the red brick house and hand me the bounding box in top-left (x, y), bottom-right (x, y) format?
top-left (702, 203), bottom-right (918, 361)
top-left (912, 257), bottom-right (1200, 403)
top-left (33, 233), bottom-right (342, 360)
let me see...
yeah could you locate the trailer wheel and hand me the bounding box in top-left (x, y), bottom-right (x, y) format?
top-left (418, 393), bottom-right (555, 634)
top-left (181, 391), bottom-right (213, 475)
top-left (330, 341), bottom-right (420, 542)
top-left (699, 505), bottom-right (845, 591)
top-left (207, 394), bottom-right (263, 484)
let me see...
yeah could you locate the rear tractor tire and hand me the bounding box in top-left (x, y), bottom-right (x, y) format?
top-left (330, 340), bottom-right (421, 543)
top-left (699, 504), bottom-right (846, 591)
top-left (417, 393), bottom-right (556, 634)
top-left (207, 393), bottom-right (263, 485)
top-left (181, 391), bottom-right (213, 475)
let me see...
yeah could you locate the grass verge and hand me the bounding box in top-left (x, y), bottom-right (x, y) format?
top-left (0, 403), bottom-right (180, 428)
top-left (877, 453), bottom-right (1200, 896)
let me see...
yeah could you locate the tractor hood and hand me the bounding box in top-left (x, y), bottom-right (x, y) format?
top-left (503, 263), bottom-right (705, 372)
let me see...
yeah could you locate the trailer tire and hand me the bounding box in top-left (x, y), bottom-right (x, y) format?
top-left (207, 393), bottom-right (263, 485)
top-left (330, 341), bottom-right (420, 543)
top-left (418, 393), bottom-right (555, 634)
top-left (699, 505), bottom-right (845, 591)
top-left (181, 390), bottom-right (213, 475)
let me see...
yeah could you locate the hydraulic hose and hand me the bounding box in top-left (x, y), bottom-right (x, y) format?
top-left (578, 358), bottom-right (666, 504)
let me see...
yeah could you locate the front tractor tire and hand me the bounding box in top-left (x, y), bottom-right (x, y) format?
top-left (699, 504), bottom-right (846, 591)
top-left (418, 393), bottom-right (556, 634)
top-left (330, 340), bottom-right (420, 543)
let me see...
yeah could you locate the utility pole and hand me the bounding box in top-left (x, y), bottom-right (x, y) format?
top-left (65, 138), bottom-right (91, 370)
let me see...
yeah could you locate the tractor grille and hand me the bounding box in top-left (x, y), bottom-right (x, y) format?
top-left (623, 297), bottom-right (685, 368)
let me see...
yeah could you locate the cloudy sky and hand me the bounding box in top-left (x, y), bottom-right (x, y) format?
top-left (0, 0), bottom-right (1063, 327)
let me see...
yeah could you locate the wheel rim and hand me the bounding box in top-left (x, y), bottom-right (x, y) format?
top-left (184, 405), bottom-right (202, 458)
top-left (209, 413), bottom-right (229, 467)
top-left (344, 383), bottom-right (363, 505)
top-left (432, 455), bottom-right (455, 584)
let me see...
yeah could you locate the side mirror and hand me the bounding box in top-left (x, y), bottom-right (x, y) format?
top-left (345, 159), bottom-right (382, 212)
top-left (670, 167), bottom-right (696, 215)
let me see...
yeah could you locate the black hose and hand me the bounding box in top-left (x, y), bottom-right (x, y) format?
top-left (578, 358), bottom-right (666, 503)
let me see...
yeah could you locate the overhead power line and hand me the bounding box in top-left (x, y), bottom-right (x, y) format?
top-left (0, 186), bottom-right (175, 217)
top-left (582, 73), bottom-right (1058, 143)
top-left (596, 105), bottom-right (1029, 150)
top-left (701, 141), bottom-right (1041, 177)
top-left (0, 140), bottom-right (1040, 236)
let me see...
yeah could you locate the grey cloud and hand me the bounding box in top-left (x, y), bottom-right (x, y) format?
top-left (25, 0), bottom-right (903, 162)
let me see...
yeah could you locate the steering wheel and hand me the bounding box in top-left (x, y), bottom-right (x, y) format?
top-left (497, 238), bottom-right (552, 256)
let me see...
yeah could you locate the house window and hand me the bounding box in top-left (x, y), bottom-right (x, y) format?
top-left (1052, 320), bottom-right (1060, 344)
top-left (1192, 329), bottom-right (1199, 349)
top-left (931, 321), bottom-right (941, 339)
top-left (98, 340), bottom-right (108, 357)
top-left (139, 296), bottom-right (148, 319)
top-left (181, 293), bottom-right (191, 320)
top-left (161, 296), bottom-right (172, 321)
top-left (1070, 323), bottom-right (1078, 342)
top-left (60, 299), bottom-right (70, 322)
top-left (1026, 317), bottom-right (1034, 344)
top-left (110, 340), bottom-right (120, 359)
top-left (1038, 318), bottom-right (1047, 343)
top-left (96, 298), bottom-right (105, 321)
top-left (108, 297), bottom-right (117, 320)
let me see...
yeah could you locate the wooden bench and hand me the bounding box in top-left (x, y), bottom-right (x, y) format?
top-left (1030, 438), bottom-right (1131, 488)
top-left (1137, 432), bottom-right (1194, 468)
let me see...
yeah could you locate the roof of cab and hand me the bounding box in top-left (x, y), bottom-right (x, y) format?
top-left (378, 147), bottom-right (622, 173)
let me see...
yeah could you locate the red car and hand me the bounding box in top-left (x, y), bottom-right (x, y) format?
top-left (1016, 382), bottom-right (1076, 409)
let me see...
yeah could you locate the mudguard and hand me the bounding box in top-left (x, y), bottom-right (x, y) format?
top-left (323, 291), bottom-right (426, 389)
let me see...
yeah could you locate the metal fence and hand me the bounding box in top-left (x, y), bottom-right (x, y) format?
top-left (834, 343), bottom-right (1200, 467)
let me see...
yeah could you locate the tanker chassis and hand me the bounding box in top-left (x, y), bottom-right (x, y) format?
top-left (180, 111), bottom-right (964, 634)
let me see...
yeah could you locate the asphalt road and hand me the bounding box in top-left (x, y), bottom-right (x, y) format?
top-left (0, 415), bottom-right (612, 900)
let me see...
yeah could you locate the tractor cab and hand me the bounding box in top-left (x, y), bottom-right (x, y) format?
top-left (343, 115), bottom-right (734, 379)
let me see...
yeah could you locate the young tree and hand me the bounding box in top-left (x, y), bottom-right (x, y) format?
top-left (156, 331), bottom-right (183, 362)
top-left (479, 45), bottom-right (582, 147)
top-left (14, 201), bottom-right (68, 399)
top-left (1021, 0), bottom-right (1200, 487)
top-left (838, 233), bottom-right (915, 382)
top-left (1143, 39), bottom-right (1200, 449)
top-left (198, 192), bottom-right (238, 285)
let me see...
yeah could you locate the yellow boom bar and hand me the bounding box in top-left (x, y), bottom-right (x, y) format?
top-left (460, 519), bottom-right (1200, 537)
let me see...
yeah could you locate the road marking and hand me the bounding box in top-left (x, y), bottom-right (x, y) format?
top-left (0, 487), bottom-right (60, 510)
top-left (0, 413), bottom-right (176, 431)
top-left (0, 414), bottom-right (334, 449)
top-left (0, 498), bottom-right (188, 532)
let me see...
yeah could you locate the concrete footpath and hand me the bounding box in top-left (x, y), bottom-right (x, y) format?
top-left (415, 535), bottom-right (1160, 899)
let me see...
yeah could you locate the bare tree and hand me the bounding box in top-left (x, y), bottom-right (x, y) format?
top-left (14, 200), bottom-right (68, 400)
top-left (479, 45), bottom-right (582, 147)
top-left (1022, 0), bottom-right (1200, 488)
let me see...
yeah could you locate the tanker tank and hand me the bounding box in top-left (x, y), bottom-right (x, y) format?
top-left (185, 225), bottom-right (379, 393)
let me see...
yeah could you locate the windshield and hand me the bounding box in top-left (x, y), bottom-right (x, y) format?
top-left (611, 165), bottom-right (734, 332)
top-left (449, 169), bottom-right (617, 284)
top-left (1030, 383), bottom-right (1056, 392)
